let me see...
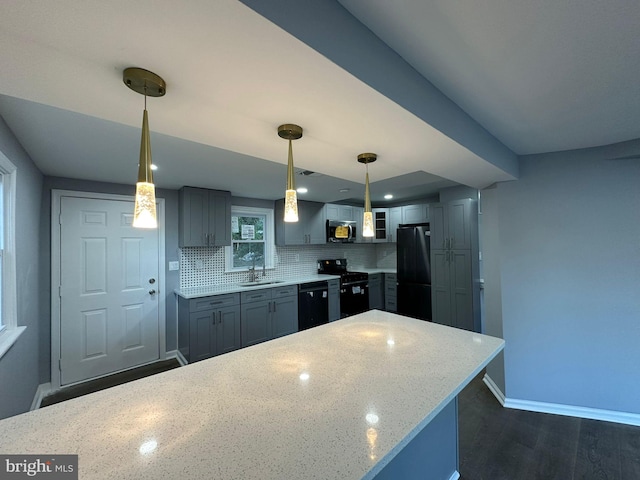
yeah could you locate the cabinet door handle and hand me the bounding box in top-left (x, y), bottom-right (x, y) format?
top-left (273, 301), bottom-right (277, 312)
top-left (450, 237), bottom-right (455, 249)
top-left (219, 312), bottom-right (222, 324)
top-left (211, 312), bottom-right (216, 324)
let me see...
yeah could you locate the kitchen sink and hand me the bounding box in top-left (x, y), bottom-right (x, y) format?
top-left (237, 280), bottom-right (285, 287)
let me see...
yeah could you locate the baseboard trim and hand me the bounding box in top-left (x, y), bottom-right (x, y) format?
top-left (448, 470), bottom-right (460, 480)
top-left (483, 374), bottom-right (640, 427)
top-left (504, 397), bottom-right (640, 427)
top-left (167, 349), bottom-right (188, 366)
top-left (482, 373), bottom-right (505, 406)
top-left (30, 382), bottom-right (52, 411)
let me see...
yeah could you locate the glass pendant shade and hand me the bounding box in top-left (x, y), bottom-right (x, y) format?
top-left (284, 189), bottom-right (299, 222)
top-left (132, 108), bottom-right (157, 228)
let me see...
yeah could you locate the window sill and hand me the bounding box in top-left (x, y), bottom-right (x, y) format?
top-left (0, 326), bottom-right (26, 360)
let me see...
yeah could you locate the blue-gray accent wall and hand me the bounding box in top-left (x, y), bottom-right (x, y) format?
top-left (485, 138), bottom-right (640, 413)
top-left (0, 117), bottom-right (43, 419)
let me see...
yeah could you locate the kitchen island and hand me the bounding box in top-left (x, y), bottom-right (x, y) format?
top-left (0, 311), bottom-right (503, 479)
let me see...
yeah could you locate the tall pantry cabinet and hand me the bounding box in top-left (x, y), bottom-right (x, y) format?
top-left (429, 199), bottom-right (481, 332)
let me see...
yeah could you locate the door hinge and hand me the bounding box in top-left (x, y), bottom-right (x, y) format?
top-left (58, 285), bottom-right (62, 297)
top-left (58, 359), bottom-right (62, 371)
top-left (59, 213), bottom-right (62, 225)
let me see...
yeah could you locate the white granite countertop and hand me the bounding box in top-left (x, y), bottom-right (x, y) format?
top-left (176, 274), bottom-right (341, 298)
top-left (0, 311), bottom-right (504, 480)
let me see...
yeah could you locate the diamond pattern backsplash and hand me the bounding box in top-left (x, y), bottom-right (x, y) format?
top-left (179, 243), bottom-right (397, 288)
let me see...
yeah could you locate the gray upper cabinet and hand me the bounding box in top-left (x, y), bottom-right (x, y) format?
top-left (179, 187), bottom-right (231, 247)
top-left (324, 204), bottom-right (355, 221)
top-left (275, 199), bottom-right (326, 245)
top-left (430, 198), bottom-right (480, 332)
top-left (430, 200), bottom-right (472, 250)
top-left (402, 203), bottom-right (430, 225)
top-left (372, 208), bottom-right (390, 243)
top-left (388, 207), bottom-right (402, 243)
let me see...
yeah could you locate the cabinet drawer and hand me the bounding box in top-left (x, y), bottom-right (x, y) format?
top-left (272, 285), bottom-right (297, 298)
top-left (385, 284), bottom-right (397, 295)
top-left (385, 274), bottom-right (397, 284)
top-left (385, 298), bottom-right (397, 311)
top-left (189, 293), bottom-right (239, 312)
top-left (241, 289), bottom-right (273, 304)
top-left (327, 279), bottom-right (340, 290)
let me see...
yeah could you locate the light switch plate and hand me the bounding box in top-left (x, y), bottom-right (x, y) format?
top-left (168, 261), bottom-right (180, 271)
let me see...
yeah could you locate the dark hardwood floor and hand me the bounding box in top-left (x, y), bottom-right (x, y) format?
top-left (458, 372), bottom-right (640, 480)
top-left (40, 359), bottom-right (181, 407)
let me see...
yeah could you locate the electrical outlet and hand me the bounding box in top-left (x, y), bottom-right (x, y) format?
top-left (168, 261), bottom-right (179, 271)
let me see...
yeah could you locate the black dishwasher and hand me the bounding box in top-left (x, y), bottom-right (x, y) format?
top-left (298, 281), bottom-right (329, 331)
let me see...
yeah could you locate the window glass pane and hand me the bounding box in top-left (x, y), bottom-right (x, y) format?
top-left (232, 242), bottom-right (265, 269)
top-left (232, 215), bottom-right (264, 241)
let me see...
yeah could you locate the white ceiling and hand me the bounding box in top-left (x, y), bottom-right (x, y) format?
top-left (338, 0), bottom-right (640, 155)
top-left (0, 0), bottom-right (637, 203)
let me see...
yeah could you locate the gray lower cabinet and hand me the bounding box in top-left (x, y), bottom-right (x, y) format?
top-left (384, 274), bottom-right (397, 312)
top-left (328, 278), bottom-right (340, 321)
top-left (241, 285), bottom-right (298, 347)
top-left (368, 273), bottom-right (384, 310)
top-left (178, 293), bottom-right (241, 363)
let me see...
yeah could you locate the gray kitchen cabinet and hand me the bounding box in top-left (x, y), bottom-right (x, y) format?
top-left (430, 199), bottom-right (473, 251)
top-left (328, 278), bottom-right (340, 321)
top-left (275, 199), bottom-right (326, 245)
top-left (388, 207), bottom-right (402, 242)
top-left (372, 208), bottom-right (390, 243)
top-left (241, 285), bottom-right (298, 347)
top-left (324, 203), bottom-right (355, 221)
top-left (384, 273), bottom-right (397, 312)
top-left (402, 203), bottom-right (429, 225)
top-left (178, 293), bottom-right (241, 363)
top-left (368, 273), bottom-right (384, 310)
top-left (179, 186), bottom-right (231, 247)
top-left (430, 198), bottom-right (480, 332)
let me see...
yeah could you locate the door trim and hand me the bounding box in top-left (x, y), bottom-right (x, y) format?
top-left (51, 190), bottom-right (166, 391)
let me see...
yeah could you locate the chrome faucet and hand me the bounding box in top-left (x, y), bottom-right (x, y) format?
top-left (247, 254), bottom-right (257, 282)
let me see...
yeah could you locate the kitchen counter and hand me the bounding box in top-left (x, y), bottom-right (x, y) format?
top-left (352, 268), bottom-right (397, 274)
top-left (0, 311), bottom-right (503, 480)
top-left (176, 274), bottom-right (340, 298)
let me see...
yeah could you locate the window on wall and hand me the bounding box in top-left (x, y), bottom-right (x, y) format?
top-left (225, 206), bottom-right (275, 272)
top-left (0, 153), bottom-right (23, 359)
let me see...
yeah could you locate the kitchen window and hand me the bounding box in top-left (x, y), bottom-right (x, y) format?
top-left (0, 153), bottom-right (23, 360)
top-left (225, 206), bottom-right (275, 272)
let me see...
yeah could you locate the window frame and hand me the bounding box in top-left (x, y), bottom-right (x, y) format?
top-left (0, 153), bottom-right (24, 360)
top-left (225, 206), bottom-right (275, 272)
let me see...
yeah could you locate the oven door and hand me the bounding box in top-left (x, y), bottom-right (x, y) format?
top-left (340, 281), bottom-right (369, 317)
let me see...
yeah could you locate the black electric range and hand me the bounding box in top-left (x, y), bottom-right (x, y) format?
top-left (318, 259), bottom-right (369, 318)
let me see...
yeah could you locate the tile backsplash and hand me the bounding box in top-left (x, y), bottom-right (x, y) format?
top-left (180, 243), bottom-right (397, 288)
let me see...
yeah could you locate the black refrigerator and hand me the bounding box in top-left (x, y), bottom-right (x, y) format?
top-left (397, 224), bottom-right (432, 321)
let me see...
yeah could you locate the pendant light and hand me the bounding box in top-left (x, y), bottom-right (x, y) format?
top-left (358, 153), bottom-right (377, 238)
top-left (278, 124), bottom-right (303, 223)
top-left (123, 67), bottom-right (166, 229)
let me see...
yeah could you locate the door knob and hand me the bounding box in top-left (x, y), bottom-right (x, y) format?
top-left (149, 289), bottom-right (156, 295)
top-left (149, 278), bottom-right (156, 284)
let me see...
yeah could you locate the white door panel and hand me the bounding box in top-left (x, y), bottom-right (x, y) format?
top-left (60, 196), bottom-right (159, 386)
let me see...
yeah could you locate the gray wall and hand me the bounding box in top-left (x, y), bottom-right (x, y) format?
top-left (0, 117), bottom-right (43, 419)
top-left (39, 177), bottom-right (180, 384)
top-left (485, 139), bottom-right (640, 413)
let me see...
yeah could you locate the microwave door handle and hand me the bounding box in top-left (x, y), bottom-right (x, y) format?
top-left (348, 224), bottom-right (353, 239)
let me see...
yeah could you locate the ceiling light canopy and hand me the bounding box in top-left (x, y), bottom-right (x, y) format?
top-left (278, 124), bottom-right (303, 223)
top-left (123, 67), bottom-right (166, 229)
top-left (358, 153), bottom-right (377, 238)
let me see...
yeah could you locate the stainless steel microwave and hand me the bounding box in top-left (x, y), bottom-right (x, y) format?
top-left (326, 220), bottom-right (356, 243)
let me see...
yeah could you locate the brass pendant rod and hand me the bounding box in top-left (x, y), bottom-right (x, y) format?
top-left (137, 109), bottom-right (153, 184)
top-left (286, 139), bottom-right (295, 190)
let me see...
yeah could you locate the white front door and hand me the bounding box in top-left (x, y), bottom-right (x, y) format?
top-left (59, 196), bottom-right (160, 386)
